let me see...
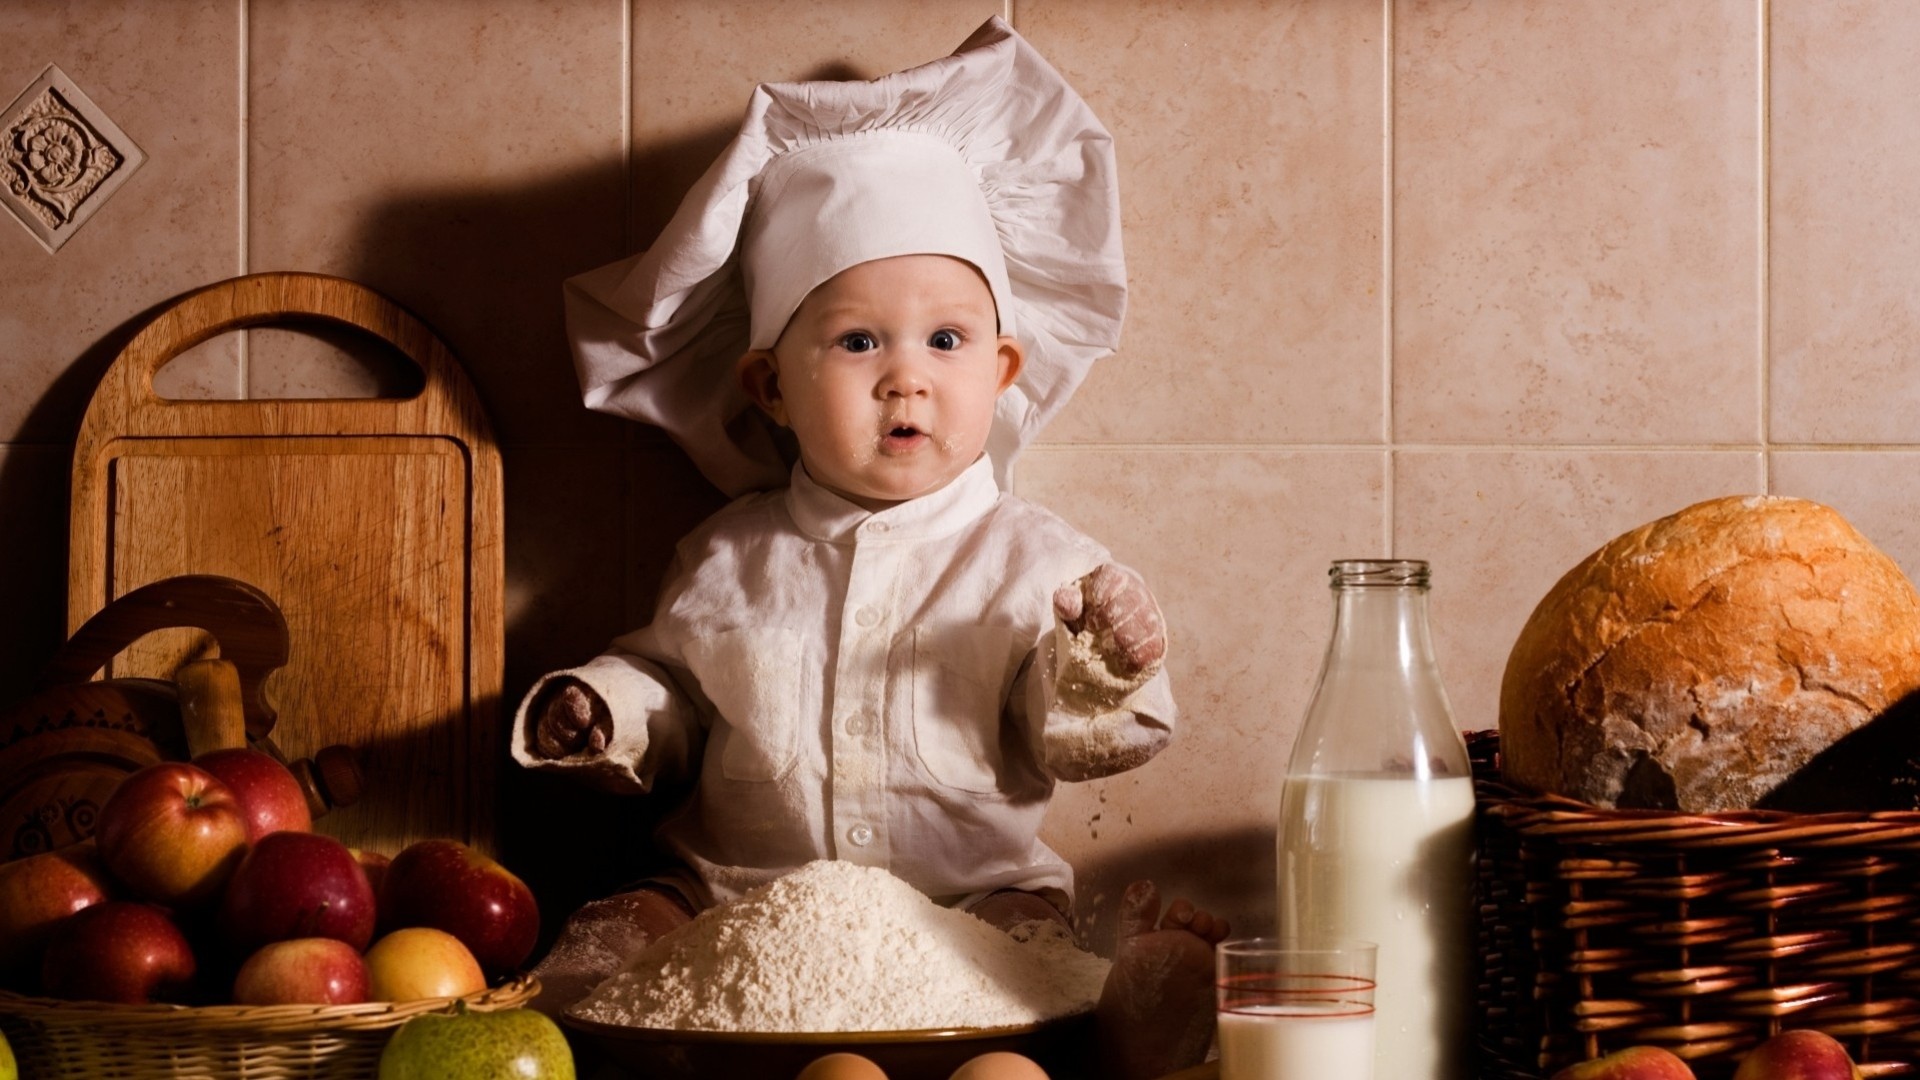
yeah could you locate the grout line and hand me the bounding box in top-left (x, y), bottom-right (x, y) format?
top-left (237, 0), bottom-right (251, 398)
top-left (998, 0), bottom-right (1016, 495)
top-left (1767, 445), bottom-right (1920, 453)
top-left (1381, 0), bottom-right (1396, 556)
top-left (621, 0), bottom-right (637, 620)
top-left (622, 0), bottom-right (633, 254)
top-left (1021, 442), bottom-right (1920, 454)
top-left (1758, 0), bottom-right (1772, 493)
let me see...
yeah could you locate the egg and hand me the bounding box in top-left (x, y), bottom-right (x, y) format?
top-left (795, 1052), bottom-right (889, 1080)
top-left (947, 1051), bottom-right (1050, 1080)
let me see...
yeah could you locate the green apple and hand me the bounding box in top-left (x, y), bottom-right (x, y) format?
top-left (378, 1004), bottom-right (573, 1080)
top-left (0, 1027), bottom-right (16, 1080)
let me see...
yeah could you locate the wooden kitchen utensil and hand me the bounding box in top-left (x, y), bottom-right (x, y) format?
top-left (0, 574), bottom-right (360, 859)
top-left (67, 271), bottom-right (503, 856)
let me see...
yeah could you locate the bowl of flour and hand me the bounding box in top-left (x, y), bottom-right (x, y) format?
top-left (562, 860), bottom-right (1110, 1079)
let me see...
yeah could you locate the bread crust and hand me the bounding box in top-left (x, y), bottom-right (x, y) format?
top-left (1499, 495), bottom-right (1920, 810)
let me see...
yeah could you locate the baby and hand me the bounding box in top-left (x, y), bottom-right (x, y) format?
top-left (517, 18), bottom-right (1225, 1077)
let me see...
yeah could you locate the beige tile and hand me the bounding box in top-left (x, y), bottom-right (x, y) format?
top-left (246, 0), bottom-right (628, 443)
top-left (1393, 450), bottom-right (1764, 737)
top-left (1772, 452), bottom-right (1920, 585)
top-left (1770, 2), bottom-right (1920, 443)
top-left (0, 445), bottom-right (70, 694)
top-left (0, 2), bottom-right (240, 440)
top-left (1019, 0), bottom-right (1387, 446)
top-left (630, 0), bottom-right (1003, 245)
top-left (246, 327), bottom-right (424, 401)
top-left (1019, 448), bottom-right (1387, 944)
top-left (153, 335), bottom-right (244, 401)
top-left (1394, 0), bottom-right (1760, 444)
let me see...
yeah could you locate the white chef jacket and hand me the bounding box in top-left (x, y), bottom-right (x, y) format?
top-left (510, 455), bottom-right (1176, 911)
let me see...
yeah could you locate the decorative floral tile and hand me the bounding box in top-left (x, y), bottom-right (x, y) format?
top-left (0, 65), bottom-right (145, 253)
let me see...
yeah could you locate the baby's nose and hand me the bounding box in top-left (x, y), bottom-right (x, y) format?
top-left (879, 361), bottom-right (932, 396)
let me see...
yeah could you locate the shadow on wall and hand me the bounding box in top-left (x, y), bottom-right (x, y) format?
top-left (333, 126), bottom-right (742, 941)
top-left (1068, 824), bottom-right (1278, 956)
top-left (0, 291), bottom-right (191, 700)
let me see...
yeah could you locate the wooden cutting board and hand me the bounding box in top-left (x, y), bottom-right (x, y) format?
top-left (67, 272), bottom-right (503, 856)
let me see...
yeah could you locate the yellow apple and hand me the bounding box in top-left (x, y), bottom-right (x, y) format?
top-left (364, 927), bottom-right (485, 1001)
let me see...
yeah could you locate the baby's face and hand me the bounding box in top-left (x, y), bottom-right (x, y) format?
top-left (742, 254), bottom-right (1022, 511)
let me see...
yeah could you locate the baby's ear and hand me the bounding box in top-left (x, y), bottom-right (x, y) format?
top-left (995, 336), bottom-right (1025, 394)
top-left (736, 349), bottom-right (788, 425)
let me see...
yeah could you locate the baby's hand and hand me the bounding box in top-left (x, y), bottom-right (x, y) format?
top-left (533, 678), bottom-right (612, 759)
top-left (1053, 563), bottom-right (1167, 680)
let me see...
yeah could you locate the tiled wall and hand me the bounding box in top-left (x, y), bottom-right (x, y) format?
top-left (5, 1), bottom-right (1919, 945)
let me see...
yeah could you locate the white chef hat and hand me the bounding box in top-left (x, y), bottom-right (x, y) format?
top-left (562, 16), bottom-right (1126, 496)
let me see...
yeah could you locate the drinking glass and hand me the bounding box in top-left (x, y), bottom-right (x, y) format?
top-left (1215, 938), bottom-right (1377, 1080)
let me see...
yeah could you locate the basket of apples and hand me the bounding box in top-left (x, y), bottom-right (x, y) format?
top-left (0, 750), bottom-right (548, 1078)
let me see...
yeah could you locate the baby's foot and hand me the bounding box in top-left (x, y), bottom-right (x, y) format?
top-left (1093, 880), bottom-right (1230, 1080)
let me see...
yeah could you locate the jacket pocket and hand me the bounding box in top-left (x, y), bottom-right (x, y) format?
top-left (912, 624), bottom-right (1022, 793)
top-left (684, 627), bottom-right (804, 783)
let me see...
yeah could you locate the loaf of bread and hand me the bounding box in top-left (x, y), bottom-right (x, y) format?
top-left (1499, 495), bottom-right (1920, 811)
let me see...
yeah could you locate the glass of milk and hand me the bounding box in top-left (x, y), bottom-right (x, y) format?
top-left (1216, 938), bottom-right (1377, 1080)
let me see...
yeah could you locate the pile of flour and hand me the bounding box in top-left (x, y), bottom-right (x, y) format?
top-left (570, 860), bottom-right (1111, 1032)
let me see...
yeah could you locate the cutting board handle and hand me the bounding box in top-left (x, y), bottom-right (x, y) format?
top-left (87, 271), bottom-right (492, 436)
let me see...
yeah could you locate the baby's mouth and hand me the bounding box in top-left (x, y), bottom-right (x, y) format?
top-left (881, 422), bottom-right (929, 451)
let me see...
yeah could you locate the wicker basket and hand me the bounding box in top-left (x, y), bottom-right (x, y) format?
top-left (1471, 731), bottom-right (1920, 1080)
top-left (0, 975), bottom-right (539, 1078)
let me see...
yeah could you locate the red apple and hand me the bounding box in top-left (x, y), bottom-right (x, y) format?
top-left (351, 847), bottom-right (392, 904)
top-left (233, 937), bottom-right (369, 1005)
top-left (220, 830), bottom-right (377, 953)
top-left (0, 843), bottom-right (114, 985)
top-left (1733, 1030), bottom-right (1863, 1080)
top-left (193, 747), bottom-right (312, 842)
top-left (95, 762), bottom-right (249, 907)
top-left (41, 900), bottom-right (196, 1004)
top-left (381, 839), bottom-right (539, 973)
top-left (364, 927), bottom-right (486, 1001)
top-left (1552, 1046), bottom-right (1697, 1080)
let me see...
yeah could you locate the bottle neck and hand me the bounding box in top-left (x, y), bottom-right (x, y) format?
top-left (1288, 558), bottom-right (1466, 779)
top-left (1324, 560), bottom-right (1437, 674)
top-left (1327, 585), bottom-right (1436, 673)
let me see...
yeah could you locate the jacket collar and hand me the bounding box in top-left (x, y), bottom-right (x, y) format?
top-left (786, 454), bottom-right (1000, 543)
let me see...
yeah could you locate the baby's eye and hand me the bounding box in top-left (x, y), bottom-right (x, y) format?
top-left (928, 329), bottom-right (961, 351)
top-left (838, 332), bottom-right (876, 353)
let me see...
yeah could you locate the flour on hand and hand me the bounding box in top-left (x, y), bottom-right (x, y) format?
top-left (569, 860), bottom-right (1111, 1032)
top-left (1054, 621), bottom-right (1159, 716)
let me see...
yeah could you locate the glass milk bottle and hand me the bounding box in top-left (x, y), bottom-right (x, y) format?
top-left (1277, 559), bottom-right (1475, 1080)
